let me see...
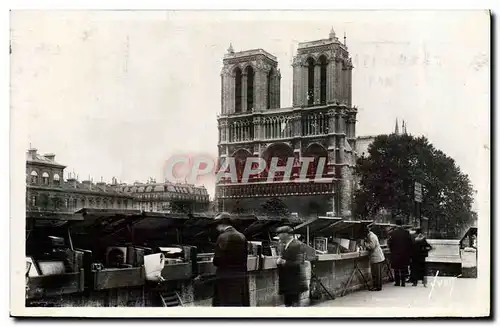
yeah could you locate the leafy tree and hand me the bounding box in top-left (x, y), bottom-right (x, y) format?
top-left (354, 134), bottom-right (474, 238)
top-left (259, 198), bottom-right (290, 217)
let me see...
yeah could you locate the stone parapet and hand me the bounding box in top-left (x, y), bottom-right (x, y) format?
top-left (31, 252), bottom-right (394, 307)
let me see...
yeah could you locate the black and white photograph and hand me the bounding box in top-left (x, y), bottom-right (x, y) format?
top-left (9, 9), bottom-right (490, 318)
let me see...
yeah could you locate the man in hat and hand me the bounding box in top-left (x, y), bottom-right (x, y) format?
top-left (212, 212), bottom-right (250, 306)
top-left (388, 219), bottom-right (413, 286)
top-left (363, 225), bottom-right (385, 291)
top-left (276, 226), bottom-right (308, 307)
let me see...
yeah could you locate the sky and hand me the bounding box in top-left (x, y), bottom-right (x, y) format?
top-left (10, 10), bottom-right (489, 217)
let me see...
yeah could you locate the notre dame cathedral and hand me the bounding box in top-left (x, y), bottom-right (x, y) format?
top-left (215, 28), bottom-right (358, 218)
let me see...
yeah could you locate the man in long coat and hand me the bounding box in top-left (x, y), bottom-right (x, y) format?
top-left (276, 226), bottom-right (308, 307)
top-left (388, 219), bottom-right (413, 287)
top-left (212, 212), bottom-right (250, 306)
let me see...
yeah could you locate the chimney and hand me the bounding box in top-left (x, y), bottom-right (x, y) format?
top-left (67, 176), bottom-right (78, 188)
top-left (27, 148), bottom-right (37, 160)
top-left (96, 176), bottom-right (106, 187)
top-left (43, 153), bottom-right (56, 162)
top-left (82, 180), bottom-right (92, 189)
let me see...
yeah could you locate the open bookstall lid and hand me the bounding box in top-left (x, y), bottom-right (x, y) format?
top-left (130, 212), bottom-right (188, 231)
top-left (70, 208), bottom-right (145, 236)
top-left (26, 210), bottom-right (84, 221)
top-left (293, 216), bottom-right (343, 235)
top-left (327, 220), bottom-right (373, 240)
top-left (460, 226), bottom-right (477, 243)
top-left (293, 217), bottom-right (375, 240)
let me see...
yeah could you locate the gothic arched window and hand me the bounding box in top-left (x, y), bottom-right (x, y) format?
top-left (307, 57), bottom-right (315, 105)
top-left (234, 67), bottom-right (242, 113)
top-left (319, 55), bottom-right (328, 105)
top-left (245, 66), bottom-right (254, 111)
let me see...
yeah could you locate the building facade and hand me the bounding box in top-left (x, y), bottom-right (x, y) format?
top-left (114, 181), bottom-right (210, 213)
top-left (215, 29), bottom-right (358, 217)
top-left (26, 148), bottom-right (134, 215)
top-left (355, 135), bottom-right (376, 159)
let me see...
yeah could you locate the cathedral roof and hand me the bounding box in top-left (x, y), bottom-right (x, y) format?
top-left (223, 48), bottom-right (277, 63)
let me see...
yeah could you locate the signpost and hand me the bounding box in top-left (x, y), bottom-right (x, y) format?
top-left (414, 182), bottom-right (422, 203)
top-left (414, 182), bottom-right (422, 227)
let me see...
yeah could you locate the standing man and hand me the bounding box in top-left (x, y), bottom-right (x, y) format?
top-left (410, 228), bottom-right (433, 287)
top-left (364, 225), bottom-right (385, 291)
top-left (212, 212), bottom-right (250, 306)
top-left (388, 219), bottom-right (413, 287)
top-left (276, 226), bottom-right (308, 307)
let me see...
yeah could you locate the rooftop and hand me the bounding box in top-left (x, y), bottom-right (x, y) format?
top-left (26, 148), bottom-right (65, 168)
top-left (223, 48), bottom-right (277, 63)
top-left (116, 182), bottom-right (209, 195)
top-left (297, 27), bottom-right (347, 51)
top-left (28, 178), bottom-right (133, 197)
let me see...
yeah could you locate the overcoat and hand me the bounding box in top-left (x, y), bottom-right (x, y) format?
top-left (388, 227), bottom-right (413, 269)
top-left (410, 235), bottom-right (433, 280)
top-left (212, 226), bottom-right (250, 307)
top-left (278, 239), bottom-right (309, 295)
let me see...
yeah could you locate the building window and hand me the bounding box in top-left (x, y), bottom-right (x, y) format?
top-left (31, 195), bottom-right (37, 207)
top-left (53, 174), bottom-right (60, 185)
top-left (65, 198), bottom-right (70, 209)
top-left (319, 55), bottom-right (328, 105)
top-left (307, 57), bottom-right (315, 105)
top-left (30, 171), bottom-right (38, 184)
top-left (267, 69), bottom-right (274, 109)
top-left (245, 66), bottom-right (255, 110)
top-left (73, 198), bottom-right (78, 208)
top-left (42, 172), bottom-right (49, 185)
top-left (234, 67), bottom-right (243, 112)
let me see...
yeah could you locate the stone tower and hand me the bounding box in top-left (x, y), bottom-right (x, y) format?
top-left (220, 45), bottom-right (281, 115)
top-left (292, 27), bottom-right (353, 107)
top-left (216, 29), bottom-right (357, 218)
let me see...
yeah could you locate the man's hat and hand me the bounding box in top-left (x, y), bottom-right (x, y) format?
top-left (213, 212), bottom-right (232, 224)
top-left (275, 225), bottom-right (294, 235)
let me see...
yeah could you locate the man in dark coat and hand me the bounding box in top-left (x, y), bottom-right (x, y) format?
top-left (276, 226), bottom-right (308, 307)
top-left (212, 212), bottom-right (250, 307)
top-left (388, 219), bottom-right (413, 287)
top-left (410, 228), bottom-right (433, 287)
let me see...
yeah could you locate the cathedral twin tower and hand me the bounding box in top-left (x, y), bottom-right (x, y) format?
top-left (216, 28), bottom-right (357, 217)
top-left (220, 28), bottom-right (353, 115)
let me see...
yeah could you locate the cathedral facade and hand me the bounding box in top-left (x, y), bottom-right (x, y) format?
top-left (215, 29), bottom-right (358, 218)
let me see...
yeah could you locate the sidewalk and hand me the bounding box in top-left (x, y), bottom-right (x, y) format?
top-left (311, 277), bottom-right (480, 311)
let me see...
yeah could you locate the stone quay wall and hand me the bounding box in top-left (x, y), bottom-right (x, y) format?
top-left (32, 251), bottom-right (392, 307)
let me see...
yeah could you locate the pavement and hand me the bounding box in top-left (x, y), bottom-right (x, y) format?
top-left (311, 277), bottom-right (482, 314)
